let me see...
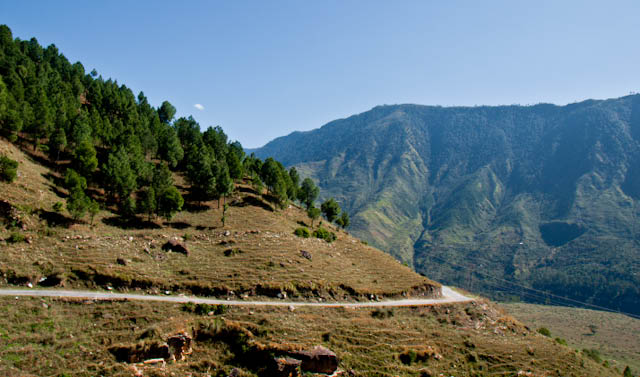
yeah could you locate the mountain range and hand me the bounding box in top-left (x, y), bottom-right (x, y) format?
top-left (254, 94), bottom-right (640, 315)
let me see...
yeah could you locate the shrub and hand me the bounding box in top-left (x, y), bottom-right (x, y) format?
top-left (582, 348), bottom-right (602, 363)
top-left (7, 232), bottom-right (25, 243)
top-left (224, 248), bottom-right (242, 257)
top-left (371, 308), bottom-right (394, 319)
top-left (182, 303), bottom-right (228, 316)
top-left (294, 227), bottom-right (310, 238)
top-left (555, 337), bottom-right (567, 346)
top-left (537, 327), bottom-right (551, 337)
top-left (53, 202), bottom-right (64, 213)
top-left (312, 227), bottom-right (336, 243)
top-left (0, 155), bottom-right (18, 183)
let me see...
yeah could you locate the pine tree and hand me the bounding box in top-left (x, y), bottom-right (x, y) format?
top-left (157, 185), bottom-right (183, 221)
top-left (307, 206), bottom-right (321, 227)
top-left (67, 187), bottom-right (89, 221)
top-left (103, 147), bottom-right (137, 204)
top-left (216, 164), bottom-right (234, 207)
top-left (299, 178), bottom-right (319, 209)
top-left (137, 187), bottom-right (156, 221)
top-left (48, 127), bottom-right (67, 163)
top-left (158, 100), bottom-right (176, 124)
top-left (321, 198), bottom-right (340, 223)
top-left (336, 211), bottom-right (350, 229)
top-left (186, 145), bottom-right (217, 204)
top-left (74, 139), bottom-right (98, 179)
top-left (0, 155), bottom-right (18, 183)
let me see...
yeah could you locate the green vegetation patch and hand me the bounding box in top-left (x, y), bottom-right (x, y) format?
top-left (312, 227), bottom-right (336, 243)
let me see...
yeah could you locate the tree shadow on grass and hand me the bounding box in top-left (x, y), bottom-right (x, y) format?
top-left (37, 209), bottom-right (74, 228)
top-left (102, 215), bottom-right (161, 230)
top-left (232, 195), bottom-right (274, 212)
top-left (237, 186), bottom-right (258, 195)
top-left (163, 221), bottom-right (191, 230)
top-left (183, 202), bottom-right (210, 213)
top-left (196, 225), bottom-right (217, 231)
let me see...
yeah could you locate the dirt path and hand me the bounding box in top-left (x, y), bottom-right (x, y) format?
top-left (0, 286), bottom-right (472, 307)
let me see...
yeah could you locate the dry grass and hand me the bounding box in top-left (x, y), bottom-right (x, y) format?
top-left (0, 139), bottom-right (437, 301)
top-left (503, 302), bottom-right (640, 373)
top-left (0, 296), bottom-right (618, 377)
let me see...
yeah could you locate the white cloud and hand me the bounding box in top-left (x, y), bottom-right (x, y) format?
top-left (194, 103), bottom-right (204, 111)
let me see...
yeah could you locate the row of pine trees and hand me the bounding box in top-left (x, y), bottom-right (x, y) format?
top-left (0, 24), bottom-right (348, 228)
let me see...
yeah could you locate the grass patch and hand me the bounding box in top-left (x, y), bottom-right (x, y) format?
top-left (504, 302), bottom-right (640, 372)
top-left (312, 227), bottom-right (336, 243)
top-left (0, 297), bottom-right (619, 377)
top-left (293, 227), bottom-right (310, 238)
top-left (181, 303), bottom-right (228, 316)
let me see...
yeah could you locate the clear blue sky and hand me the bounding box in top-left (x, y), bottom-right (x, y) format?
top-left (2, 1), bottom-right (639, 147)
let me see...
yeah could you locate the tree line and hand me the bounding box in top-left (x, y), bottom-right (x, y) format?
top-left (0, 24), bottom-right (348, 228)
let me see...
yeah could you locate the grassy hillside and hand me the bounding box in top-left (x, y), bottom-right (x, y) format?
top-left (504, 303), bottom-right (640, 374)
top-left (0, 296), bottom-right (620, 377)
top-left (254, 97), bottom-right (640, 315)
top-left (0, 138), bottom-right (437, 301)
top-left (0, 138), bottom-right (623, 376)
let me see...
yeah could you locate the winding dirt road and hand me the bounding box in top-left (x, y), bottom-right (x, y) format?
top-left (0, 286), bottom-right (473, 307)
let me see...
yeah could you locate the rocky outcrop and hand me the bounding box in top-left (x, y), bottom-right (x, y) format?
top-left (167, 332), bottom-right (192, 361)
top-left (289, 346), bottom-right (339, 374)
top-left (162, 239), bottom-right (189, 255)
top-left (109, 332), bottom-right (193, 363)
top-left (272, 357), bottom-right (302, 377)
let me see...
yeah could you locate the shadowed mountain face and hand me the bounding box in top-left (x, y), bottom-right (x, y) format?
top-left (254, 95), bottom-right (640, 315)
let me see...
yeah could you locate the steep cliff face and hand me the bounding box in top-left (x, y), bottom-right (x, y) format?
top-left (255, 95), bottom-right (640, 314)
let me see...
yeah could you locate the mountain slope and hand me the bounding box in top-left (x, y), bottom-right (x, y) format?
top-left (0, 138), bottom-right (617, 377)
top-left (254, 95), bottom-right (640, 315)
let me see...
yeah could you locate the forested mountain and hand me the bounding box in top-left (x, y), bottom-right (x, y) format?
top-left (254, 95), bottom-right (640, 315)
top-left (0, 24), bottom-right (304, 223)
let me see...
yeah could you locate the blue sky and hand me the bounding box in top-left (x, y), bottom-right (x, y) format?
top-left (2, 1), bottom-right (639, 147)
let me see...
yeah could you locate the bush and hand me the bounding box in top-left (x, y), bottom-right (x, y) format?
top-left (537, 327), bottom-right (551, 337)
top-left (371, 308), bottom-right (394, 319)
top-left (181, 303), bottom-right (228, 316)
top-left (312, 227), bottom-right (336, 243)
top-left (555, 337), bottom-right (567, 346)
top-left (294, 227), bottom-right (310, 238)
top-left (53, 202), bottom-right (64, 213)
top-left (582, 348), bottom-right (602, 363)
top-left (224, 248), bottom-right (242, 257)
top-left (6, 232), bottom-right (25, 243)
top-left (0, 155), bottom-right (18, 183)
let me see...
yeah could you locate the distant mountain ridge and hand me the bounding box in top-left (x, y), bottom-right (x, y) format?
top-left (254, 95), bottom-right (640, 315)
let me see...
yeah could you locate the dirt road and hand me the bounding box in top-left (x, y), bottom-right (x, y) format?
top-left (0, 286), bottom-right (472, 307)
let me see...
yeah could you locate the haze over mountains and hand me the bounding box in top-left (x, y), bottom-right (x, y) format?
top-left (254, 95), bottom-right (640, 315)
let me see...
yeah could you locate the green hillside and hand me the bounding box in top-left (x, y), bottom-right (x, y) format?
top-left (254, 97), bottom-right (640, 315)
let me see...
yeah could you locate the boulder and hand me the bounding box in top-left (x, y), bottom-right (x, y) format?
top-left (167, 332), bottom-right (192, 361)
top-left (162, 239), bottom-right (189, 255)
top-left (272, 357), bottom-right (301, 377)
top-left (290, 346), bottom-right (338, 374)
top-left (109, 341), bottom-right (170, 363)
top-left (300, 250), bottom-right (312, 260)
